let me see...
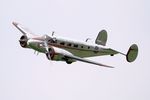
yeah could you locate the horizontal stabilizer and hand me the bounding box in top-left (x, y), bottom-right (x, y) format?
top-left (95, 30), bottom-right (107, 46)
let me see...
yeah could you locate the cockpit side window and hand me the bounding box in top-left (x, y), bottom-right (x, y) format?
top-left (52, 38), bottom-right (57, 43)
top-left (48, 38), bottom-right (57, 44)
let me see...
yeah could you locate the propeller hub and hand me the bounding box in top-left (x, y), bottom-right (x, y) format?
top-left (19, 35), bottom-right (28, 48)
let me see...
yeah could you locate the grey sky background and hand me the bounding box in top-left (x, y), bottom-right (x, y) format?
top-left (0, 0), bottom-right (149, 100)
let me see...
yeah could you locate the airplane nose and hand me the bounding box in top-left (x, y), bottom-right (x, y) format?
top-left (19, 35), bottom-right (28, 48)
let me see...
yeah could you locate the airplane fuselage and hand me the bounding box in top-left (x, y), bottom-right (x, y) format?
top-left (24, 35), bottom-right (118, 58)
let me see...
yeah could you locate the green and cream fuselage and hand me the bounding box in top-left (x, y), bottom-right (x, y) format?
top-left (14, 22), bottom-right (138, 68)
top-left (24, 35), bottom-right (118, 61)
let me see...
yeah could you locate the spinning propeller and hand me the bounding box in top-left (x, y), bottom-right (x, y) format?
top-left (44, 35), bottom-right (51, 60)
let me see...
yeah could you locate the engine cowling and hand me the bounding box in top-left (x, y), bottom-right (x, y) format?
top-left (19, 35), bottom-right (28, 48)
top-left (46, 47), bottom-right (55, 60)
top-left (45, 47), bottom-right (74, 64)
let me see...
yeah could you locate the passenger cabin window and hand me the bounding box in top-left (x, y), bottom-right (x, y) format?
top-left (60, 42), bottom-right (65, 45)
top-left (74, 44), bottom-right (78, 48)
top-left (88, 46), bottom-right (90, 49)
top-left (81, 46), bottom-right (84, 48)
top-left (67, 43), bottom-right (72, 46)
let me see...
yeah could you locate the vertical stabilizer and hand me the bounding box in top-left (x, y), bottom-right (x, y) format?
top-left (126, 44), bottom-right (138, 62)
top-left (95, 30), bottom-right (107, 46)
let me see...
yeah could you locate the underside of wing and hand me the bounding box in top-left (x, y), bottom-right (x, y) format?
top-left (64, 54), bottom-right (114, 68)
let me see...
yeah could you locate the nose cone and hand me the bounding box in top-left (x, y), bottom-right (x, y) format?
top-left (12, 21), bottom-right (18, 26)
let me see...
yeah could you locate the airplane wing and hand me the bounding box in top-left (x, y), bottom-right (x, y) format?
top-left (63, 54), bottom-right (114, 68)
top-left (12, 22), bottom-right (35, 37)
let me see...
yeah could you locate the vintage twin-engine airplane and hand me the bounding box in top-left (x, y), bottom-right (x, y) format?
top-left (12, 22), bottom-right (138, 68)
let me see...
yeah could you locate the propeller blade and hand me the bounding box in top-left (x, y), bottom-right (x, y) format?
top-left (43, 36), bottom-right (51, 60)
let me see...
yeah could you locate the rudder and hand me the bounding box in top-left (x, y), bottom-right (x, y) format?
top-left (95, 30), bottom-right (107, 46)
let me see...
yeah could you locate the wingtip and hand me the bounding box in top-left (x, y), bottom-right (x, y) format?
top-left (109, 66), bottom-right (115, 68)
top-left (99, 63), bottom-right (114, 68)
top-left (12, 21), bottom-right (18, 26)
top-left (104, 65), bottom-right (114, 68)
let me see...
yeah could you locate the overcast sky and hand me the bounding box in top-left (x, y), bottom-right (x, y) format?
top-left (0, 0), bottom-right (150, 100)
